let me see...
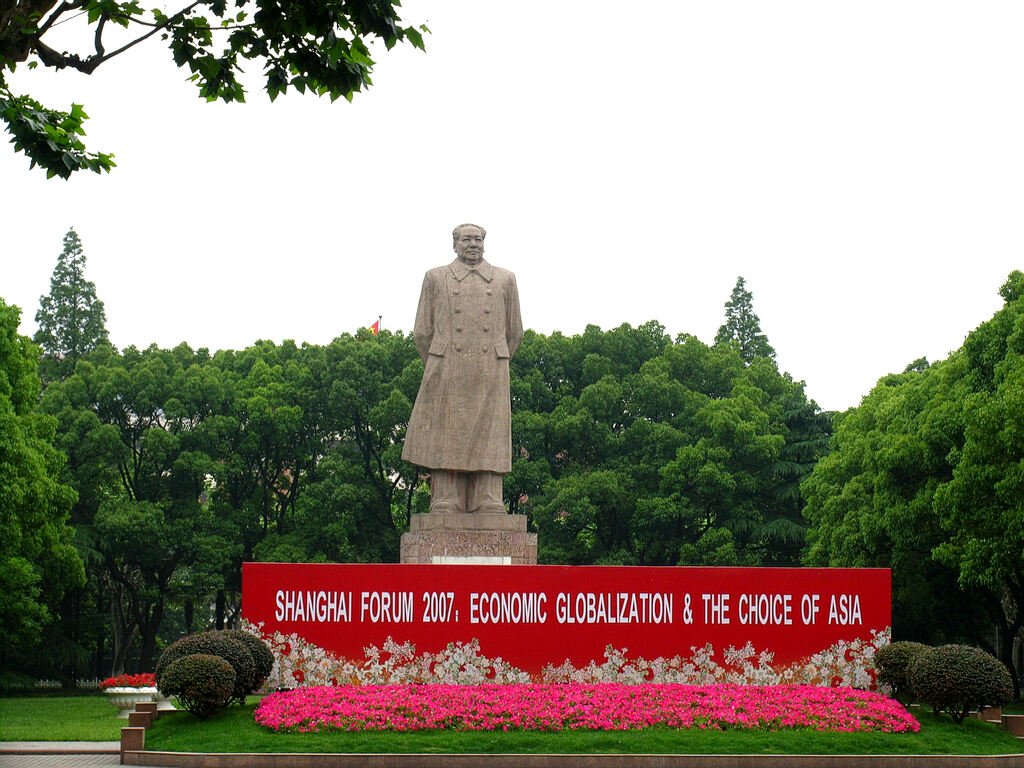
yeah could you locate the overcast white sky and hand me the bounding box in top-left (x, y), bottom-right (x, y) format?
top-left (2, 1), bottom-right (1022, 412)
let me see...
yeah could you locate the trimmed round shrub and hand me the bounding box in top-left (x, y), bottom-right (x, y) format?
top-left (160, 654), bottom-right (235, 719)
top-left (223, 630), bottom-right (275, 691)
top-left (156, 631), bottom-right (256, 704)
top-left (908, 644), bottom-right (1013, 723)
top-left (874, 641), bottom-right (929, 705)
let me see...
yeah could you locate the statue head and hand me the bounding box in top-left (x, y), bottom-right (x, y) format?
top-left (452, 223), bottom-right (486, 265)
top-left (452, 223), bottom-right (486, 244)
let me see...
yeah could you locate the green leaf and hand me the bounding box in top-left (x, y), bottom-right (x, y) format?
top-left (404, 26), bottom-right (424, 50)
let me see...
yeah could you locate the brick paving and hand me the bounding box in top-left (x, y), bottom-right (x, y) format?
top-left (0, 743), bottom-right (119, 768)
top-left (0, 753), bottom-right (119, 766)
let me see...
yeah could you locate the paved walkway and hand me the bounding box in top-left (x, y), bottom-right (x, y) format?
top-left (0, 742), bottom-right (119, 767)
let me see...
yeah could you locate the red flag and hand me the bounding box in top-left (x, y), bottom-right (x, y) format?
top-left (369, 319), bottom-right (380, 335)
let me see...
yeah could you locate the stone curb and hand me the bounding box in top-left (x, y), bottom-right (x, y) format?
top-left (120, 752), bottom-right (1024, 768)
top-left (0, 742), bottom-right (119, 754)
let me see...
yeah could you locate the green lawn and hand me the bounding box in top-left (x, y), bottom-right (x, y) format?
top-left (0, 695), bottom-right (124, 741)
top-left (2, 695), bottom-right (1021, 755)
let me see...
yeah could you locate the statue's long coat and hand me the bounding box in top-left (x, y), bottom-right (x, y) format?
top-left (402, 258), bottom-right (523, 473)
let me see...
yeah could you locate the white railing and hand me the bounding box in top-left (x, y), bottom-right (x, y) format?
top-left (27, 678), bottom-right (102, 689)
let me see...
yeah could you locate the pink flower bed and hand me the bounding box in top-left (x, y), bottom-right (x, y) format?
top-left (255, 684), bottom-right (919, 734)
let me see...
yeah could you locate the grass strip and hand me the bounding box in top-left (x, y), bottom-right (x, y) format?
top-left (0, 696), bottom-right (123, 741)
top-left (141, 701), bottom-right (1024, 756)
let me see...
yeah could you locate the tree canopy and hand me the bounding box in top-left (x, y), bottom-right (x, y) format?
top-left (510, 322), bottom-right (826, 567)
top-left (36, 329), bottom-right (422, 672)
top-left (0, 298), bottom-right (84, 666)
top-left (0, 0), bottom-right (426, 177)
top-left (803, 271), bottom-right (1024, 695)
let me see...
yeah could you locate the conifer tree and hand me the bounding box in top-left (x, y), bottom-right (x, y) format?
top-left (34, 228), bottom-right (109, 381)
top-left (714, 276), bottom-right (775, 364)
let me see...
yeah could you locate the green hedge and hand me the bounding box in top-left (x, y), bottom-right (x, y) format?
top-left (223, 630), bottom-right (275, 691)
top-left (874, 641), bottom-right (929, 705)
top-left (909, 644), bottom-right (1013, 723)
top-left (156, 632), bottom-right (255, 704)
top-left (160, 654), bottom-right (235, 719)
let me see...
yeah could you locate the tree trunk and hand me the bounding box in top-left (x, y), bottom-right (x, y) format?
top-left (992, 592), bottom-right (1022, 703)
top-left (998, 622), bottom-right (1021, 703)
top-left (1016, 639), bottom-right (1023, 700)
top-left (93, 628), bottom-right (104, 679)
top-left (109, 587), bottom-right (137, 675)
top-left (138, 599), bottom-right (164, 671)
top-left (215, 589), bottom-right (226, 630)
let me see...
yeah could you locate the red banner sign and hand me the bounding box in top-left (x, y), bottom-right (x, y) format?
top-left (242, 564), bottom-right (890, 687)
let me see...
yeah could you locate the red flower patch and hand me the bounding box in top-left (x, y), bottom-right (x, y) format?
top-left (99, 673), bottom-right (156, 689)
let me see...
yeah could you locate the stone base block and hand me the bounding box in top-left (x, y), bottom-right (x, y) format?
top-left (409, 512), bottom-right (528, 533)
top-left (1002, 713), bottom-right (1024, 736)
top-left (401, 514), bottom-right (536, 564)
top-left (121, 726), bottom-right (145, 762)
top-left (980, 706), bottom-right (1002, 722)
top-left (128, 711), bottom-right (153, 729)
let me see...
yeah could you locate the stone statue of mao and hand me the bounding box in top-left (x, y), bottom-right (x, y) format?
top-left (401, 224), bottom-right (523, 514)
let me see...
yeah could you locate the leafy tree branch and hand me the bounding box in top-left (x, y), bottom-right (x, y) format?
top-left (1, 0), bottom-right (426, 177)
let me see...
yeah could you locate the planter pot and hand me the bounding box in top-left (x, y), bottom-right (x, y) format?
top-left (103, 687), bottom-right (158, 718)
top-left (153, 692), bottom-right (177, 712)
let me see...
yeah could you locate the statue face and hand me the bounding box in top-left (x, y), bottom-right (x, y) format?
top-left (454, 226), bottom-right (485, 264)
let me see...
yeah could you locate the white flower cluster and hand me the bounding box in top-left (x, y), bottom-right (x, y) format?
top-left (542, 628), bottom-right (891, 689)
top-left (240, 620), bottom-right (890, 691)
top-left (541, 642), bottom-right (774, 685)
top-left (240, 620), bottom-right (531, 688)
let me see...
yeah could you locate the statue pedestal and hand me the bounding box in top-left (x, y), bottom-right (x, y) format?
top-left (400, 512), bottom-right (537, 564)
